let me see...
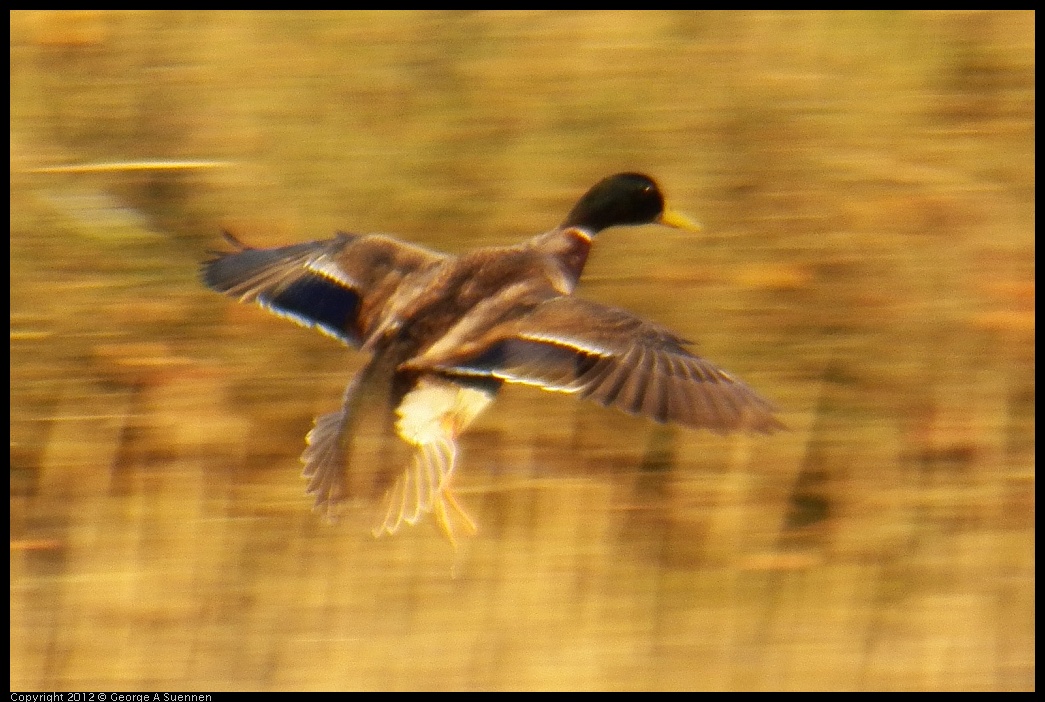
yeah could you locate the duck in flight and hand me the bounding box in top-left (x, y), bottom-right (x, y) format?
top-left (202, 173), bottom-right (782, 546)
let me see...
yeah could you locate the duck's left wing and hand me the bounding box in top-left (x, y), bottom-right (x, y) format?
top-left (420, 296), bottom-right (783, 434)
top-left (201, 231), bottom-right (447, 346)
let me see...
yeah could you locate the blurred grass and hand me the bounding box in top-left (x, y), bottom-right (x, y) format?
top-left (10, 10), bottom-right (1034, 691)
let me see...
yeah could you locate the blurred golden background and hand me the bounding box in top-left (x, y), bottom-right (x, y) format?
top-left (10, 10), bottom-right (1034, 691)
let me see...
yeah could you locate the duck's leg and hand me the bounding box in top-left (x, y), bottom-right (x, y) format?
top-left (432, 486), bottom-right (459, 551)
top-left (443, 488), bottom-right (478, 535)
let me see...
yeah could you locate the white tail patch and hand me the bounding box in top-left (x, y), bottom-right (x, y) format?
top-left (373, 378), bottom-right (494, 544)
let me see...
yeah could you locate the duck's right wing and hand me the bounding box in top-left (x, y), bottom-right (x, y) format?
top-left (414, 295), bottom-right (784, 434)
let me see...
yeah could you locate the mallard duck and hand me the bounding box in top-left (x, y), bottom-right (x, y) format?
top-left (202, 173), bottom-right (782, 546)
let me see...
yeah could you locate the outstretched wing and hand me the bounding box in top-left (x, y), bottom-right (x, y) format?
top-left (415, 296), bottom-right (783, 434)
top-left (201, 231), bottom-right (447, 346)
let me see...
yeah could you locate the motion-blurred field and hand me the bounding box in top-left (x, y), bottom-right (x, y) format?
top-left (10, 11), bottom-right (1034, 691)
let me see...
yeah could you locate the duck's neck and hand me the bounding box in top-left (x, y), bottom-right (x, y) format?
top-left (530, 226), bottom-right (595, 294)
